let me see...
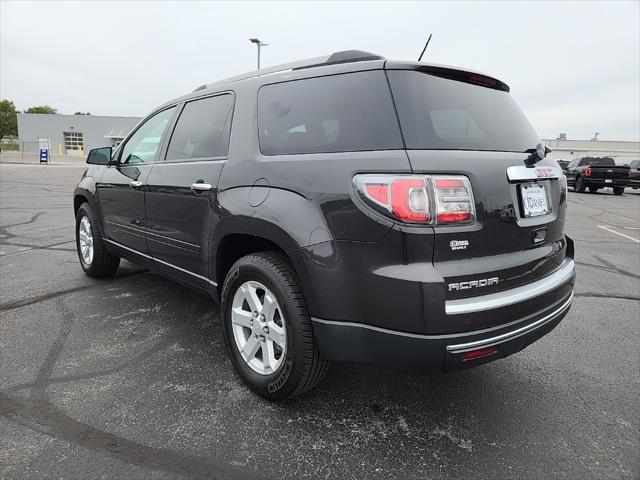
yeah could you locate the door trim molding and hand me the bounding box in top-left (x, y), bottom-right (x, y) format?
top-left (104, 238), bottom-right (217, 287)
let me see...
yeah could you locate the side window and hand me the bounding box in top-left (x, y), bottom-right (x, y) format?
top-left (258, 71), bottom-right (403, 155)
top-left (120, 107), bottom-right (176, 165)
top-left (165, 94), bottom-right (234, 162)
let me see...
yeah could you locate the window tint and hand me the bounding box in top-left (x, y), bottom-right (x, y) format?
top-left (388, 70), bottom-right (540, 152)
top-left (165, 94), bottom-right (234, 161)
top-left (120, 107), bottom-right (175, 165)
top-left (581, 157), bottom-right (615, 166)
top-left (258, 71), bottom-right (403, 155)
top-left (429, 109), bottom-right (486, 144)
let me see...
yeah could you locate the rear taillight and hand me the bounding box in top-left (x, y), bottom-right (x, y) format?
top-left (353, 174), bottom-right (475, 225)
top-left (433, 176), bottom-right (475, 224)
top-left (354, 175), bottom-right (430, 223)
top-left (584, 166), bottom-right (592, 176)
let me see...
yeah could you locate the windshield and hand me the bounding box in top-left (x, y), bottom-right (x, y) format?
top-left (388, 70), bottom-right (540, 152)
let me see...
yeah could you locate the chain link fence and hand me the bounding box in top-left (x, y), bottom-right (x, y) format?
top-left (0, 138), bottom-right (85, 164)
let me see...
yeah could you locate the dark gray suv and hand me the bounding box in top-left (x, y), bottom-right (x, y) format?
top-left (74, 50), bottom-right (575, 400)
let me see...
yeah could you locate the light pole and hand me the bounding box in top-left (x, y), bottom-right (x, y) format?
top-left (249, 38), bottom-right (268, 70)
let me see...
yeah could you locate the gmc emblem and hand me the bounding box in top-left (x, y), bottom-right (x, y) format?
top-left (535, 167), bottom-right (554, 178)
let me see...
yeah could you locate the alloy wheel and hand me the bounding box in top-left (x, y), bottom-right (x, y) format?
top-left (78, 216), bottom-right (94, 265)
top-left (231, 281), bottom-right (287, 375)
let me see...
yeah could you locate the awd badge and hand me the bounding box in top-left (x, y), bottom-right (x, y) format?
top-left (449, 240), bottom-right (469, 251)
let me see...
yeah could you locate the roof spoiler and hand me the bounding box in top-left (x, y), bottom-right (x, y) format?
top-left (414, 65), bottom-right (509, 92)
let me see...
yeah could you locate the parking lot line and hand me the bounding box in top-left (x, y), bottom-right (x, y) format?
top-left (597, 225), bottom-right (640, 244)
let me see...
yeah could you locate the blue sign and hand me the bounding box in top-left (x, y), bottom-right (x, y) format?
top-left (40, 149), bottom-right (48, 164)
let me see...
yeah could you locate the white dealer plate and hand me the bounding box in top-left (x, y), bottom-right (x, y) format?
top-left (605, 179), bottom-right (613, 183)
top-left (521, 183), bottom-right (550, 217)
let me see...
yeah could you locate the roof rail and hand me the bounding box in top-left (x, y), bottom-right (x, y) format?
top-left (294, 50), bottom-right (384, 71)
top-left (199, 50), bottom-right (384, 91)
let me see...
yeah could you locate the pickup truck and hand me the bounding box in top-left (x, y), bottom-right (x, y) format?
top-left (565, 157), bottom-right (631, 195)
top-left (556, 159), bottom-right (571, 172)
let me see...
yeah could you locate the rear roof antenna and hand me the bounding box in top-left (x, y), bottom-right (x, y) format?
top-left (418, 34), bottom-right (433, 62)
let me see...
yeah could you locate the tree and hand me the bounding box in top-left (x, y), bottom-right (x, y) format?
top-left (0, 100), bottom-right (18, 139)
top-left (25, 105), bottom-right (57, 114)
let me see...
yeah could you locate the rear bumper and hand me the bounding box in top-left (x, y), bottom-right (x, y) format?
top-left (583, 178), bottom-right (630, 188)
top-left (445, 258), bottom-right (574, 315)
top-left (312, 290), bottom-right (573, 372)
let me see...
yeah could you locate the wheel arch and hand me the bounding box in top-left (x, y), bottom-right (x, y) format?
top-left (212, 218), bottom-right (318, 310)
top-left (73, 191), bottom-right (90, 215)
top-left (73, 176), bottom-right (98, 215)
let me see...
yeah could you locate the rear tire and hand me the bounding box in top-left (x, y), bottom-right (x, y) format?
top-left (220, 252), bottom-right (329, 401)
top-left (575, 176), bottom-right (586, 193)
top-left (75, 203), bottom-right (120, 278)
top-left (613, 187), bottom-right (624, 195)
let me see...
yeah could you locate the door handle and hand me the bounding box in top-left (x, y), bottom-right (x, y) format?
top-left (129, 180), bottom-right (143, 189)
top-left (191, 182), bottom-right (212, 193)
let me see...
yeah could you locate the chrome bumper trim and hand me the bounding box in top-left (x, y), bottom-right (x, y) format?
top-left (445, 258), bottom-right (575, 315)
top-left (446, 292), bottom-right (573, 354)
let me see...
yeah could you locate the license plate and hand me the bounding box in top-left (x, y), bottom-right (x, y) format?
top-left (605, 179), bottom-right (613, 183)
top-left (521, 183), bottom-right (550, 217)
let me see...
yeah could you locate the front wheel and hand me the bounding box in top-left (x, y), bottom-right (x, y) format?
top-left (75, 203), bottom-right (120, 277)
top-left (220, 252), bottom-right (328, 400)
top-left (613, 187), bottom-right (625, 195)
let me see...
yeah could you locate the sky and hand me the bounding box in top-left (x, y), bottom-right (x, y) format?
top-left (1, 0), bottom-right (639, 141)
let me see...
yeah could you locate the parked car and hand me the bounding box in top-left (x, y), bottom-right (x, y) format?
top-left (628, 160), bottom-right (640, 189)
top-left (565, 156), bottom-right (631, 195)
top-left (556, 159), bottom-right (571, 172)
top-left (73, 50), bottom-right (575, 400)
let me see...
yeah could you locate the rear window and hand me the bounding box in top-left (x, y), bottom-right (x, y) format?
top-left (580, 157), bottom-right (615, 166)
top-left (258, 71), bottom-right (403, 155)
top-left (388, 70), bottom-right (540, 152)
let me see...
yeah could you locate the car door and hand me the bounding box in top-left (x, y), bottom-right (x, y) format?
top-left (97, 106), bottom-right (176, 257)
top-left (144, 93), bottom-right (234, 289)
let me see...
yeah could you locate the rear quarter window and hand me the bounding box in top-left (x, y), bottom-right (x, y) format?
top-left (257, 71), bottom-right (403, 155)
top-left (165, 93), bottom-right (234, 162)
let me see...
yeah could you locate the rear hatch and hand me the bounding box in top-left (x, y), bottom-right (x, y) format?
top-left (386, 66), bottom-right (570, 327)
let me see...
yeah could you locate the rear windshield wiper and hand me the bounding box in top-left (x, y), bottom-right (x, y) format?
top-left (524, 143), bottom-right (552, 166)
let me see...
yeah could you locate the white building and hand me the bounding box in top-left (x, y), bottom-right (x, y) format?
top-left (17, 113), bottom-right (142, 156)
top-left (543, 134), bottom-right (639, 165)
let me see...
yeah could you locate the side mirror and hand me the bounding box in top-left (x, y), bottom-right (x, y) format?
top-left (86, 147), bottom-right (112, 165)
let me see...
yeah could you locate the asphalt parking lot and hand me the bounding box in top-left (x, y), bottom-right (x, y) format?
top-left (1, 163), bottom-right (638, 480)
